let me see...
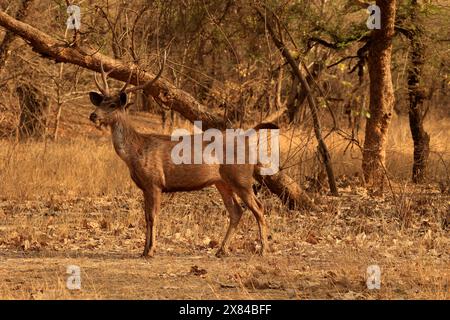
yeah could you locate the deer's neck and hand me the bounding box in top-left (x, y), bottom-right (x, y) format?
top-left (110, 113), bottom-right (141, 162)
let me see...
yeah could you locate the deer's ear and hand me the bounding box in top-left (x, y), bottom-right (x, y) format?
top-left (119, 91), bottom-right (128, 108)
top-left (89, 92), bottom-right (104, 106)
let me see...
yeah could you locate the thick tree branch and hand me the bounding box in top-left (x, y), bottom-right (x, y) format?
top-left (0, 10), bottom-right (225, 130)
top-left (307, 33), bottom-right (370, 51)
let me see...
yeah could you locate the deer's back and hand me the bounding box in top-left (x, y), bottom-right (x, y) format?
top-left (130, 133), bottom-right (223, 192)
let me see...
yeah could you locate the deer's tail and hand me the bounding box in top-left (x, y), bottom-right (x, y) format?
top-left (251, 122), bottom-right (280, 176)
top-left (252, 122), bottom-right (279, 131)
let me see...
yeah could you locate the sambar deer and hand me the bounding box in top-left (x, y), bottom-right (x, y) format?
top-left (88, 59), bottom-right (277, 257)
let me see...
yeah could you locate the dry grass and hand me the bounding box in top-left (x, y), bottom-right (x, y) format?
top-left (278, 115), bottom-right (450, 185)
top-left (0, 109), bottom-right (449, 300)
top-left (0, 138), bottom-right (133, 199)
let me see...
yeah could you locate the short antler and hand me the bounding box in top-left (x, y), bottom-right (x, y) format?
top-left (124, 51), bottom-right (167, 94)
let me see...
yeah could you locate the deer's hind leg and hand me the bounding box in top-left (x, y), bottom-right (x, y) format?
top-left (215, 182), bottom-right (243, 257)
top-left (232, 186), bottom-right (267, 256)
top-left (142, 187), bottom-right (161, 257)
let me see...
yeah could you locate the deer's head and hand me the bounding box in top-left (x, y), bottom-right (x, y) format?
top-left (88, 63), bottom-right (131, 129)
top-left (89, 55), bottom-right (166, 128)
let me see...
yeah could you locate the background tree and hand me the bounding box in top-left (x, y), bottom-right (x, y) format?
top-left (362, 0), bottom-right (397, 193)
top-left (404, 0), bottom-right (430, 183)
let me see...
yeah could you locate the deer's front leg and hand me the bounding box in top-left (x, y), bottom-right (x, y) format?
top-left (142, 188), bottom-right (161, 257)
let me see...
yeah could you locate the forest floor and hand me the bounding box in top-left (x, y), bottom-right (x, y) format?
top-left (0, 185), bottom-right (448, 299)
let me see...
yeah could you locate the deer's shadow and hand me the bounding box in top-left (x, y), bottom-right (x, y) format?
top-left (1, 249), bottom-right (148, 261)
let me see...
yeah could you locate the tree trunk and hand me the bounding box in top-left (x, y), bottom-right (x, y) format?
top-left (407, 0), bottom-right (430, 183)
top-left (264, 62), bottom-right (324, 124)
top-left (288, 61), bottom-right (324, 124)
top-left (0, 9), bottom-right (315, 209)
top-left (362, 0), bottom-right (396, 193)
top-left (285, 71), bottom-right (300, 122)
top-left (0, 0), bottom-right (33, 72)
top-left (16, 83), bottom-right (48, 140)
top-left (258, 8), bottom-right (339, 196)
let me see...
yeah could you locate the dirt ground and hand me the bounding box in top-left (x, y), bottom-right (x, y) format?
top-left (0, 186), bottom-right (448, 299)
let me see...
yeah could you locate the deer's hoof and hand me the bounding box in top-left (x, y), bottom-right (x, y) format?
top-left (142, 249), bottom-right (155, 258)
top-left (257, 246), bottom-right (266, 257)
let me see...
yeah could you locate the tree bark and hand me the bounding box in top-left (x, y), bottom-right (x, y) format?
top-left (0, 9), bottom-right (315, 209)
top-left (407, 0), bottom-right (430, 183)
top-left (362, 0), bottom-right (396, 193)
top-left (255, 171), bottom-right (318, 210)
